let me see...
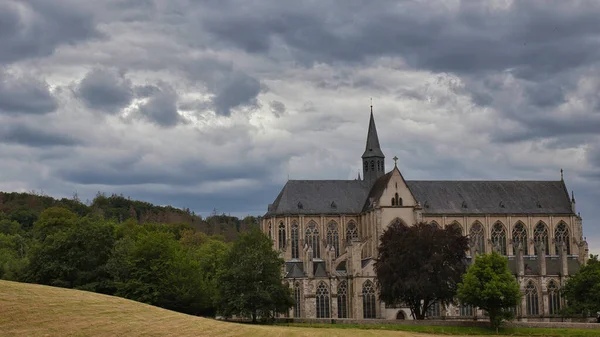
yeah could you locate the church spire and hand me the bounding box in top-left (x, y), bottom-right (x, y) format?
top-left (361, 102), bottom-right (385, 185)
top-left (362, 107), bottom-right (384, 158)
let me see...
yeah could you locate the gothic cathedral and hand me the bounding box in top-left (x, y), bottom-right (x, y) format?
top-left (262, 108), bottom-right (588, 321)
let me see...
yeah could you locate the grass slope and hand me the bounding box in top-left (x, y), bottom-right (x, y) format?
top-left (0, 280), bottom-right (440, 337)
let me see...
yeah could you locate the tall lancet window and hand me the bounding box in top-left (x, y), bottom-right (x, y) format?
top-left (291, 221), bottom-right (299, 259)
top-left (512, 222), bottom-right (528, 255)
top-left (294, 282), bottom-right (302, 318)
top-left (362, 280), bottom-right (377, 319)
top-left (534, 222), bottom-right (549, 256)
top-left (326, 221), bottom-right (340, 257)
top-left (525, 281), bottom-right (539, 316)
top-left (469, 222), bottom-right (485, 255)
top-left (337, 280), bottom-right (348, 318)
top-left (548, 280), bottom-right (561, 315)
top-left (346, 221), bottom-right (359, 243)
top-left (305, 221), bottom-right (320, 259)
top-left (278, 222), bottom-right (286, 250)
top-left (554, 222), bottom-right (570, 255)
top-left (316, 282), bottom-right (330, 318)
top-left (491, 222), bottom-right (507, 255)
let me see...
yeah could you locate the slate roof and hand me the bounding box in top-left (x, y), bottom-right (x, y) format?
top-left (362, 171), bottom-right (393, 211)
top-left (266, 180), bottom-right (370, 216)
top-left (284, 261), bottom-right (305, 279)
top-left (314, 261), bottom-right (328, 278)
top-left (265, 176), bottom-right (574, 216)
top-left (408, 180), bottom-right (573, 215)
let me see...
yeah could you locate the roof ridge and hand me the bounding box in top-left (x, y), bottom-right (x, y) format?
top-left (407, 180), bottom-right (563, 183)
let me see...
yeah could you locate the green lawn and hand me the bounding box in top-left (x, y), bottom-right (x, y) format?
top-left (281, 323), bottom-right (600, 337)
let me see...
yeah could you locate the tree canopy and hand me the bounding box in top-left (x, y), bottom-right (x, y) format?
top-left (562, 254), bottom-right (600, 316)
top-left (374, 221), bottom-right (469, 319)
top-left (217, 228), bottom-right (294, 322)
top-left (457, 251), bottom-right (521, 329)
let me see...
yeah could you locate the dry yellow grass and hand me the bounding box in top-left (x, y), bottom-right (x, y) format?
top-left (0, 280), bottom-right (497, 337)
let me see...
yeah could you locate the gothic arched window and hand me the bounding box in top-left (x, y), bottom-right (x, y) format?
top-left (427, 301), bottom-right (441, 317)
top-left (337, 280), bottom-right (348, 318)
top-left (525, 281), bottom-right (539, 316)
top-left (362, 280), bottom-right (377, 319)
top-left (326, 221), bottom-right (340, 258)
top-left (548, 280), bottom-right (561, 315)
top-left (554, 222), bottom-right (570, 255)
top-left (364, 161), bottom-right (368, 171)
top-left (512, 221), bottom-right (528, 255)
top-left (430, 221), bottom-right (440, 229)
top-left (460, 303), bottom-right (473, 317)
top-left (491, 222), bottom-right (507, 255)
top-left (393, 193), bottom-right (402, 206)
top-left (305, 221), bottom-right (320, 259)
top-left (469, 222), bottom-right (485, 255)
top-left (291, 221), bottom-right (299, 259)
top-left (346, 221), bottom-right (359, 243)
top-left (391, 197), bottom-right (395, 206)
top-left (316, 282), bottom-right (330, 318)
top-left (294, 282), bottom-right (302, 318)
top-left (370, 160), bottom-right (375, 171)
top-left (534, 222), bottom-right (549, 256)
top-left (377, 161), bottom-right (381, 172)
top-left (278, 222), bottom-right (286, 250)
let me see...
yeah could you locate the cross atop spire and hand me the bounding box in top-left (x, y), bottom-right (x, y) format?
top-left (560, 168), bottom-right (564, 181)
top-left (370, 97), bottom-right (373, 114)
top-left (393, 156), bottom-right (398, 167)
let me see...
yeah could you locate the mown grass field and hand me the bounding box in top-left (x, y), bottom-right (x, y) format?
top-left (1, 280), bottom-right (597, 337)
top-left (0, 280), bottom-right (453, 337)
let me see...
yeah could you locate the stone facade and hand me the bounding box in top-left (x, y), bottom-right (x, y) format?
top-left (262, 108), bottom-right (589, 321)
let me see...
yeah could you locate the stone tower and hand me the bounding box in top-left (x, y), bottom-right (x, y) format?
top-left (361, 106), bottom-right (385, 186)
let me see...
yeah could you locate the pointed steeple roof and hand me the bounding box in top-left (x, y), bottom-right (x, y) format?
top-left (362, 108), bottom-right (385, 158)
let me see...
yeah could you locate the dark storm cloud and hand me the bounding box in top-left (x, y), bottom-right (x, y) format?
top-left (269, 100), bottom-right (286, 117)
top-left (180, 57), bottom-right (264, 116)
top-left (524, 82), bottom-right (566, 108)
top-left (212, 71), bottom-right (261, 115)
top-left (0, 0), bottom-right (100, 65)
top-left (0, 123), bottom-right (79, 148)
top-left (0, 70), bottom-right (57, 115)
top-left (55, 156), bottom-right (277, 186)
top-left (202, 1), bottom-right (600, 76)
top-left (75, 68), bottom-right (134, 113)
top-left (135, 83), bottom-right (183, 127)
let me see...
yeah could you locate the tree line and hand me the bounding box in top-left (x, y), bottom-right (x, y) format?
top-left (0, 192), bottom-right (292, 320)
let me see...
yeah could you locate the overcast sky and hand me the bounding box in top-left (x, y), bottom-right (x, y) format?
top-left (0, 0), bottom-right (598, 253)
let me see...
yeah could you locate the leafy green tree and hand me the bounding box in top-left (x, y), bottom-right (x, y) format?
top-left (8, 208), bottom-right (38, 230)
top-left (0, 219), bottom-right (22, 235)
top-left (457, 251), bottom-right (521, 330)
top-left (107, 230), bottom-right (211, 315)
top-left (33, 207), bottom-right (78, 239)
top-left (0, 233), bottom-right (29, 280)
top-left (375, 221), bottom-right (469, 319)
top-left (562, 254), bottom-right (600, 316)
top-left (217, 228), bottom-right (293, 322)
top-left (26, 216), bottom-right (116, 293)
top-left (196, 238), bottom-right (230, 314)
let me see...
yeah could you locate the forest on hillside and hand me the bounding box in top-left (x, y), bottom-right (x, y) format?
top-left (0, 191), bottom-right (259, 241)
top-left (0, 191), bottom-right (274, 317)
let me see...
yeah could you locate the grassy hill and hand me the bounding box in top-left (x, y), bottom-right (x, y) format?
top-left (0, 280), bottom-right (433, 337)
